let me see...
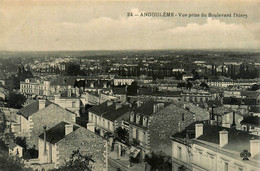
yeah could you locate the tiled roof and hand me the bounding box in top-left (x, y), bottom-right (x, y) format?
top-left (173, 122), bottom-right (260, 154)
top-left (18, 100), bottom-right (52, 119)
top-left (88, 101), bottom-right (131, 121)
top-left (132, 100), bottom-right (170, 116)
top-left (241, 116), bottom-right (260, 127)
top-left (112, 87), bottom-right (127, 95)
top-left (250, 106), bottom-right (260, 113)
top-left (50, 77), bottom-right (76, 86)
top-left (38, 122), bottom-right (80, 144)
top-left (7, 142), bottom-right (23, 149)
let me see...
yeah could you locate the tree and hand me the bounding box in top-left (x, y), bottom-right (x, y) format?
top-left (52, 149), bottom-right (94, 171)
top-left (6, 92), bottom-right (26, 109)
top-left (115, 127), bottom-right (128, 142)
top-left (127, 81), bottom-right (139, 96)
top-left (200, 82), bottom-right (209, 89)
top-left (66, 63), bottom-right (81, 76)
top-left (186, 81), bottom-right (193, 90)
top-left (144, 152), bottom-right (172, 171)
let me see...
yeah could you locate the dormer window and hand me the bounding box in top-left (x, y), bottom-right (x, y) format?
top-left (143, 117), bottom-right (148, 127)
top-left (130, 112), bottom-right (135, 122)
top-left (136, 114), bottom-right (140, 124)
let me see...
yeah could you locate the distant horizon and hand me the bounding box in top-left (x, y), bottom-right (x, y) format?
top-left (0, 48), bottom-right (259, 53)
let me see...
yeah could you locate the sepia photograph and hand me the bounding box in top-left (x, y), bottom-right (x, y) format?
top-left (0, 0), bottom-right (259, 170)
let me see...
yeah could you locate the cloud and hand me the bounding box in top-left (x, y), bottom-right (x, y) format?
top-left (0, 5), bottom-right (259, 51)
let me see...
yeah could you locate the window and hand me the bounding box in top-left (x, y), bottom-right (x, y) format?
top-left (177, 146), bottom-right (182, 159)
top-left (224, 162), bottom-right (228, 171)
top-left (72, 101), bottom-right (76, 108)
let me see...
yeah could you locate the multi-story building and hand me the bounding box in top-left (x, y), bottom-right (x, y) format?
top-left (38, 122), bottom-right (107, 170)
top-left (128, 100), bottom-right (209, 162)
top-left (17, 99), bottom-right (76, 148)
top-left (171, 122), bottom-right (260, 171)
top-left (88, 101), bottom-right (131, 137)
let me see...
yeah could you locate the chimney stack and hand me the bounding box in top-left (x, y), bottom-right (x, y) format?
top-left (43, 126), bottom-right (47, 154)
top-left (250, 139), bottom-right (260, 158)
top-left (231, 111), bottom-right (236, 128)
top-left (153, 104), bottom-right (158, 113)
top-left (54, 94), bottom-right (60, 104)
top-left (39, 99), bottom-right (46, 110)
top-left (219, 130), bottom-right (228, 147)
top-left (115, 103), bottom-right (122, 110)
top-left (195, 123), bottom-right (203, 138)
top-left (107, 101), bottom-right (113, 107)
top-left (67, 89), bottom-right (72, 97)
top-left (65, 124), bottom-right (73, 135)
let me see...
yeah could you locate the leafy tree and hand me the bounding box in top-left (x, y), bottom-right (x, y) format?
top-left (177, 83), bottom-right (186, 89)
top-left (127, 81), bottom-right (139, 96)
top-left (186, 81), bottom-right (193, 90)
top-left (51, 149), bottom-right (94, 171)
top-left (6, 92), bottom-right (26, 109)
top-left (250, 84), bottom-right (260, 91)
top-left (115, 127), bottom-right (128, 142)
top-left (66, 63), bottom-right (81, 76)
top-left (144, 152), bottom-right (172, 171)
top-left (200, 82), bottom-right (209, 89)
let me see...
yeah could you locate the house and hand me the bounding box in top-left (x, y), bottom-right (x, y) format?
top-left (171, 122), bottom-right (260, 171)
top-left (53, 93), bottom-right (81, 117)
top-left (128, 100), bottom-right (209, 162)
top-left (240, 115), bottom-right (260, 135)
top-left (38, 122), bottom-right (107, 170)
top-left (113, 76), bottom-right (135, 86)
top-left (17, 99), bottom-right (76, 148)
top-left (88, 101), bottom-right (131, 137)
top-left (0, 84), bottom-right (9, 101)
top-left (8, 142), bottom-right (24, 157)
top-left (211, 106), bottom-right (244, 130)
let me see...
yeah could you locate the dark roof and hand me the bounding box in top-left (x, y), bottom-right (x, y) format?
top-left (241, 116), bottom-right (260, 127)
top-left (88, 101), bottom-right (131, 121)
top-left (249, 106), bottom-right (260, 113)
top-left (51, 77), bottom-right (76, 86)
top-left (38, 122), bottom-right (80, 144)
top-left (132, 100), bottom-right (170, 116)
top-left (173, 122), bottom-right (260, 153)
top-left (112, 87), bottom-right (127, 95)
top-left (19, 100), bottom-right (52, 119)
top-left (7, 142), bottom-right (23, 149)
top-left (222, 97), bottom-right (241, 105)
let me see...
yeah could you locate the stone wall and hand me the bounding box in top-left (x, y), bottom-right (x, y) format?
top-left (148, 104), bottom-right (208, 157)
top-left (56, 127), bottom-right (106, 170)
top-left (29, 104), bottom-right (76, 148)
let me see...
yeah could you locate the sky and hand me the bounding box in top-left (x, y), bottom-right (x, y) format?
top-left (0, 0), bottom-right (259, 51)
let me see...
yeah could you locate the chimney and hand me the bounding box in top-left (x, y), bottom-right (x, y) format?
top-left (87, 123), bottom-right (95, 133)
top-left (43, 126), bottom-right (47, 154)
top-left (115, 103), bottom-right (122, 110)
top-left (231, 111), bottom-right (236, 128)
top-left (67, 89), bottom-right (71, 97)
top-left (130, 113), bottom-right (134, 122)
top-left (107, 101), bottom-right (113, 107)
top-left (39, 99), bottom-right (46, 110)
top-left (153, 104), bottom-right (158, 113)
top-left (136, 114), bottom-right (140, 124)
top-left (137, 101), bottom-right (141, 107)
top-left (54, 94), bottom-right (60, 104)
top-left (65, 124), bottom-right (73, 135)
top-left (250, 139), bottom-right (260, 158)
top-left (219, 130), bottom-right (228, 147)
top-left (195, 123), bottom-right (203, 138)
